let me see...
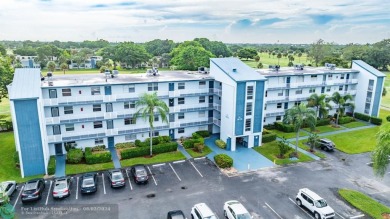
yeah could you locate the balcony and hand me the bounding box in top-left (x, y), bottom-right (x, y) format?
top-left (169, 104), bottom-right (211, 113)
top-left (104, 112), bottom-right (117, 120)
top-left (213, 118), bottom-right (221, 126)
top-left (168, 88), bottom-right (209, 98)
top-left (265, 111), bottom-right (285, 117)
top-left (366, 97), bottom-right (372, 103)
top-left (267, 84), bottom-right (288, 91)
top-left (297, 82), bottom-right (326, 88)
top-left (47, 130), bottom-right (106, 143)
top-left (212, 88), bottom-right (222, 96)
top-left (213, 103), bottom-right (221, 111)
top-left (106, 129), bottom-right (118, 136)
top-left (43, 95), bottom-right (104, 106)
top-left (266, 96), bottom-right (289, 104)
top-left (368, 85), bottom-right (374, 92)
top-left (103, 95), bottom-right (117, 102)
top-left (45, 117), bottom-right (60, 125)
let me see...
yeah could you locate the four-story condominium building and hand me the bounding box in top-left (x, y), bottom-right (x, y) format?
top-left (7, 58), bottom-right (385, 177)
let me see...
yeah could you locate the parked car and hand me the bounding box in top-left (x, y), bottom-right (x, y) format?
top-left (130, 165), bottom-right (149, 184)
top-left (52, 177), bottom-right (71, 199)
top-left (318, 139), bottom-right (335, 151)
top-left (223, 200), bottom-right (252, 219)
top-left (0, 181), bottom-right (17, 204)
top-left (295, 188), bottom-right (335, 219)
top-left (167, 210), bottom-right (186, 219)
top-left (80, 173), bottom-right (97, 194)
top-left (21, 179), bottom-right (45, 203)
top-left (108, 169), bottom-right (125, 188)
top-left (191, 203), bottom-right (218, 219)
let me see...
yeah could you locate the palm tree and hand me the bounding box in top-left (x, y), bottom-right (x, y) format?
top-left (135, 92), bottom-right (169, 156)
top-left (298, 52), bottom-right (302, 62)
top-left (60, 63), bottom-right (68, 74)
top-left (283, 104), bottom-right (317, 157)
top-left (307, 94), bottom-right (332, 118)
top-left (372, 123), bottom-right (390, 177)
top-left (47, 61), bottom-right (56, 72)
top-left (330, 92), bottom-right (354, 124)
top-left (276, 53), bottom-right (282, 65)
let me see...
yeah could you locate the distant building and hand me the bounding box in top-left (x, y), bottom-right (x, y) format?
top-left (14, 55), bottom-right (103, 69)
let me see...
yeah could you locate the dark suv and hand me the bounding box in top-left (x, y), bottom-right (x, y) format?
top-left (319, 139), bottom-right (335, 151)
top-left (80, 173), bottom-right (97, 194)
top-left (21, 179), bottom-right (45, 203)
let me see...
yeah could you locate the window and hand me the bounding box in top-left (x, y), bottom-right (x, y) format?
top-left (178, 98), bottom-right (185, 105)
top-left (51, 107), bottom-right (59, 117)
top-left (340, 74), bottom-right (345, 79)
top-left (107, 120), bottom-right (113, 129)
top-left (247, 86), bottom-right (254, 100)
top-left (199, 111), bottom-right (205, 117)
top-left (53, 125), bottom-right (61, 135)
top-left (199, 81), bottom-right (206, 88)
top-left (64, 106), bottom-right (73, 114)
top-left (124, 117), bottom-right (136, 125)
top-left (278, 90), bottom-right (283, 96)
top-left (49, 89), bottom-right (57, 98)
top-left (246, 103), bottom-right (252, 115)
top-left (93, 121), bottom-right (103, 129)
top-left (128, 84), bottom-right (135, 93)
top-left (95, 138), bottom-right (104, 145)
top-left (154, 116), bottom-right (159, 122)
top-left (276, 116), bottom-right (282, 121)
top-left (339, 86), bottom-right (343, 91)
top-left (199, 96), bottom-right (206, 103)
top-left (149, 131), bottom-right (159, 137)
top-left (178, 128), bottom-right (185, 133)
top-left (310, 75), bottom-right (317, 81)
top-left (93, 104), bottom-right (101, 112)
top-left (277, 103), bottom-right (282, 109)
top-left (125, 134), bottom-right (136, 141)
top-left (245, 119), bottom-right (251, 131)
top-left (65, 124), bottom-right (74, 132)
top-left (106, 103), bottom-right (113, 112)
top-left (124, 101), bottom-right (135, 109)
top-left (178, 82), bottom-right (185, 90)
top-left (264, 104), bottom-right (267, 110)
top-left (148, 83), bottom-right (158, 91)
top-left (178, 113), bottom-right (185, 119)
top-left (309, 88), bottom-right (316, 93)
top-left (294, 101), bottom-right (301, 106)
top-left (328, 74), bottom-right (333, 80)
top-left (265, 91), bottom-right (268, 97)
top-left (91, 86), bottom-right (101, 95)
top-left (62, 88), bottom-right (71, 97)
top-left (295, 89), bottom-right (302, 95)
top-left (326, 87), bottom-right (331, 92)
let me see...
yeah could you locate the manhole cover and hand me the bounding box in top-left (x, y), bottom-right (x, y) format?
top-left (146, 193), bottom-right (156, 198)
top-left (181, 186), bottom-right (187, 190)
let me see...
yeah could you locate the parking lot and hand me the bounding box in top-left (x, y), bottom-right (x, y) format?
top-left (8, 155), bottom-right (387, 219)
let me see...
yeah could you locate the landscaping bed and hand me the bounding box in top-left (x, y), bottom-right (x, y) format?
top-left (295, 140), bottom-right (326, 159)
top-left (303, 125), bottom-right (345, 133)
top-left (342, 121), bottom-right (368, 128)
top-left (271, 129), bottom-right (308, 139)
top-left (120, 151), bottom-right (185, 167)
top-left (186, 145), bottom-right (212, 158)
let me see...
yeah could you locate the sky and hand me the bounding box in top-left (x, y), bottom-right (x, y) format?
top-left (0, 0), bottom-right (389, 44)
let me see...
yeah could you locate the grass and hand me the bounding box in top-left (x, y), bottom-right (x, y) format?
top-left (253, 141), bottom-right (314, 165)
top-left (241, 52), bottom-right (311, 68)
top-left (270, 129), bottom-right (308, 139)
top-left (120, 151), bottom-right (186, 167)
top-left (185, 146), bottom-right (212, 158)
top-left (342, 121), bottom-right (368, 128)
top-left (379, 108), bottom-right (390, 122)
top-left (325, 126), bottom-right (379, 154)
top-left (0, 98), bottom-right (10, 116)
top-left (303, 125), bottom-right (345, 133)
top-left (66, 162), bottom-right (115, 175)
top-left (339, 189), bottom-right (390, 219)
top-left (51, 68), bottom-right (171, 75)
top-left (0, 132), bottom-right (44, 182)
top-left (292, 139), bottom-right (327, 159)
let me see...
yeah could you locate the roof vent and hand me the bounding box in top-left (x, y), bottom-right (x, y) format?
top-left (232, 68), bottom-right (237, 73)
top-left (112, 70), bottom-right (119, 77)
top-left (105, 70), bottom-right (111, 79)
top-left (269, 65), bottom-right (280, 72)
top-left (294, 64), bottom-right (304, 70)
top-left (146, 67), bottom-right (160, 76)
top-left (198, 67), bottom-right (209, 74)
top-left (325, 63), bottom-right (336, 70)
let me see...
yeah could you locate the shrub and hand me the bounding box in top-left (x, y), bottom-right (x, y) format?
top-left (144, 137), bottom-right (160, 145)
top-left (278, 137), bottom-right (291, 158)
top-left (215, 139), bottom-right (226, 149)
top-left (387, 115), bottom-right (390, 122)
top-left (192, 132), bottom-right (202, 139)
top-left (183, 139), bottom-right (202, 149)
top-left (370, 117), bottom-right (383, 125)
top-left (195, 130), bottom-right (211, 137)
top-left (47, 156), bottom-right (56, 175)
top-left (135, 139), bottom-right (142, 147)
top-left (338, 116), bottom-right (355, 124)
top-left (14, 151), bottom-right (19, 165)
top-left (262, 132), bottom-right (277, 143)
top-left (194, 143), bottom-right (205, 153)
top-left (120, 142), bottom-right (178, 159)
top-left (316, 118), bottom-right (330, 126)
top-left (159, 136), bottom-right (171, 143)
top-left (85, 147), bottom-right (111, 164)
top-left (354, 112), bottom-right (370, 122)
top-left (115, 142), bottom-right (136, 149)
top-left (214, 154), bottom-right (233, 168)
top-left (263, 123), bottom-right (276, 130)
top-left (67, 148), bottom-right (83, 164)
top-left (274, 122), bottom-right (295, 133)
top-left (91, 145), bottom-right (106, 152)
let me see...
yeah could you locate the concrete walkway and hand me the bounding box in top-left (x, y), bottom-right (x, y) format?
top-left (177, 143), bottom-right (192, 159)
top-left (205, 135), bottom-right (275, 171)
top-left (108, 147), bottom-right (121, 169)
top-left (55, 155), bottom-right (66, 177)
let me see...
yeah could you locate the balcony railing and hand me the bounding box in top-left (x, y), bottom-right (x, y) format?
top-left (213, 118), bottom-right (221, 126)
top-left (265, 111), bottom-right (285, 117)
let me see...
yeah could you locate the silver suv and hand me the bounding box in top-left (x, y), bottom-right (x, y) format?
top-left (296, 188), bottom-right (335, 219)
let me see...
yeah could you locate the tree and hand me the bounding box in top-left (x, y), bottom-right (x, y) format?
top-left (0, 44), bottom-right (6, 56)
top-left (115, 42), bottom-right (151, 68)
top-left (330, 92), bottom-right (354, 124)
top-left (307, 132), bottom-right (319, 151)
top-left (47, 61), bottom-right (56, 72)
top-left (257, 62), bottom-right (263, 69)
top-left (320, 56), bottom-right (349, 68)
top-left (170, 41), bottom-right (214, 70)
top-left (276, 53), bottom-right (282, 65)
top-left (14, 46), bottom-right (37, 56)
top-left (134, 92), bottom-right (169, 156)
top-left (254, 55), bottom-right (260, 62)
top-left (383, 87), bottom-right (387, 97)
top-left (60, 63), bottom-right (68, 74)
top-left (58, 50), bottom-right (71, 66)
top-left (237, 48), bottom-right (257, 60)
top-left (307, 94), bottom-right (332, 118)
top-left (372, 123), bottom-right (390, 177)
top-left (278, 137), bottom-right (291, 158)
top-left (308, 39), bottom-right (332, 67)
top-left (144, 39), bottom-right (176, 56)
top-left (283, 104), bottom-right (316, 157)
top-left (298, 52), bottom-right (302, 62)
top-left (0, 55), bottom-right (14, 101)
top-left (194, 38), bottom-right (232, 57)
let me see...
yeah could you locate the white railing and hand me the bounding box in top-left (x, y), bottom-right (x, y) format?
top-left (170, 103), bottom-right (209, 113)
top-left (59, 112), bottom-right (105, 121)
top-left (58, 95), bottom-right (104, 104)
top-left (104, 112), bottom-right (118, 119)
top-left (213, 118), bottom-right (221, 126)
top-left (106, 129), bottom-right (118, 136)
top-left (213, 104), bottom-right (221, 111)
top-left (103, 95), bottom-right (117, 102)
top-left (47, 135), bottom-right (62, 143)
top-left (43, 98), bottom-right (59, 106)
top-left (45, 117), bottom-right (60, 125)
top-left (212, 88), bottom-right (222, 96)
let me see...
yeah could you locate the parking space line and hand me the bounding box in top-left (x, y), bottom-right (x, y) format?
top-left (76, 177), bottom-right (79, 200)
top-left (194, 157), bottom-right (206, 160)
top-left (125, 169), bottom-right (133, 190)
top-left (169, 163), bottom-right (182, 181)
top-left (349, 214), bottom-right (365, 219)
top-left (152, 163), bottom-right (166, 167)
top-left (288, 197), bottom-right (315, 219)
top-left (102, 173), bottom-right (106, 195)
top-left (335, 212), bottom-right (345, 219)
top-left (45, 180), bottom-right (53, 205)
top-left (190, 161), bottom-right (203, 178)
top-left (147, 166), bottom-right (158, 186)
top-left (13, 185), bottom-right (24, 210)
top-left (265, 202), bottom-right (283, 219)
top-left (173, 160), bottom-right (185, 164)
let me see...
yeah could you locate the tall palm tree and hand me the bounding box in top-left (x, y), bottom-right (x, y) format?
top-left (283, 104), bottom-right (317, 157)
top-left (135, 92), bottom-right (169, 156)
top-left (307, 93), bottom-right (332, 118)
top-left (372, 123), bottom-right (390, 177)
top-left (330, 92), bottom-right (354, 124)
top-left (276, 53), bottom-right (282, 65)
top-left (298, 52), bottom-right (302, 62)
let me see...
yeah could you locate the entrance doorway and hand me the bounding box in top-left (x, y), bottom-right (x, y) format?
top-left (54, 143), bottom-right (63, 155)
top-left (236, 136), bottom-right (248, 148)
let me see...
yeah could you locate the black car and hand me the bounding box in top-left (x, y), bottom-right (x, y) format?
top-left (80, 173), bottom-right (98, 194)
top-left (21, 179), bottom-right (45, 203)
top-left (167, 210), bottom-right (186, 219)
top-left (108, 169), bottom-right (125, 188)
top-left (319, 138), bottom-right (336, 151)
top-left (130, 165), bottom-right (149, 184)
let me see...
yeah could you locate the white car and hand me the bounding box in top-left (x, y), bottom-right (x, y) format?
top-left (295, 188), bottom-right (335, 219)
top-left (223, 200), bottom-right (252, 219)
top-left (0, 181), bottom-right (17, 204)
top-left (191, 203), bottom-right (218, 219)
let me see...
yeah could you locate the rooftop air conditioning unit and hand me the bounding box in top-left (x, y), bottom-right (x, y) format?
top-left (325, 63), bottom-right (336, 70)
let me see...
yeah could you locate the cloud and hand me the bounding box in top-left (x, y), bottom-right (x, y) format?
top-left (310, 14), bottom-right (341, 25)
top-left (257, 18), bottom-right (284, 26)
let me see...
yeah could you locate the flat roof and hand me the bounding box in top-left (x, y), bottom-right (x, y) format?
top-left (41, 71), bottom-right (214, 88)
top-left (257, 66), bottom-right (358, 77)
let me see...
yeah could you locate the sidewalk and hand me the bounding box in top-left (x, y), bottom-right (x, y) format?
top-left (177, 143), bottom-right (192, 159)
top-left (55, 155), bottom-right (66, 177)
top-left (108, 147), bottom-right (121, 169)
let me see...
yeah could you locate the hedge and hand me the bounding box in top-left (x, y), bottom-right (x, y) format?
top-left (316, 118), bottom-right (330, 126)
top-left (263, 123), bottom-right (276, 130)
top-left (262, 132), bottom-right (277, 143)
top-left (115, 142), bottom-right (136, 149)
top-left (67, 148), bottom-right (83, 164)
top-left (47, 155), bottom-right (56, 175)
top-left (214, 154), bottom-right (233, 168)
top-left (215, 139), bottom-right (226, 149)
top-left (387, 115), bottom-right (390, 122)
top-left (195, 130), bottom-right (211, 137)
top-left (144, 136), bottom-right (171, 146)
top-left (85, 147), bottom-right (111, 164)
top-left (192, 132), bottom-right (202, 139)
top-left (91, 145), bottom-right (106, 152)
top-left (14, 151), bottom-right (19, 166)
top-left (120, 142), bottom-right (178, 159)
top-left (354, 112), bottom-right (370, 122)
top-left (183, 138), bottom-right (203, 149)
top-left (370, 117), bottom-right (382, 125)
top-left (274, 122), bottom-right (295, 133)
top-left (338, 116), bottom-right (355, 125)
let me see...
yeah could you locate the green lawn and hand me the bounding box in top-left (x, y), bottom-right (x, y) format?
top-left (342, 121), bottom-right (368, 128)
top-left (379, 108), bottom-right (390, 122)
top-left (253, 141), bottom-right (314, 165)
top-left (269, 129), bottom-right (309, 139)
top-left (66, 162), bottom-right (115, 175)
top-left (50, 68), bottom-right (171, 75)
top-left (293, 139), bottom-right (326, 159)
top-left (303, 125), bottom-right (345, 133)
top-left (0, 132), bottom-right (44, 182)
top-left (185, 146), bottom-right (212, 158)
top-left (325, 126), bottom-right (379, 154)
top-left (339, 189), bottom-right (390, 219)
top-left (120, 151), bottom-right (186, 167)
top-left (242, 52), bottom-right (311, 68)
top-left (0, 98), bottom-right (10, 116)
